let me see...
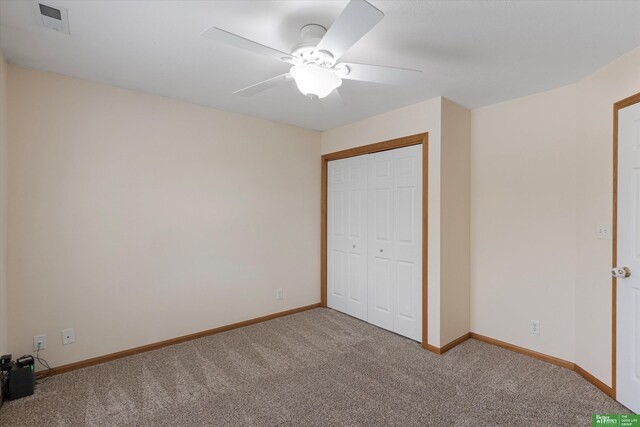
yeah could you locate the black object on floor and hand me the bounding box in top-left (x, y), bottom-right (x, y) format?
top-left (3, 364), bottom-right (35, 400)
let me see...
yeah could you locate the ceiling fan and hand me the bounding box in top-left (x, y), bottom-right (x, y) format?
top-left (201, 0), bottom-right (421, 100)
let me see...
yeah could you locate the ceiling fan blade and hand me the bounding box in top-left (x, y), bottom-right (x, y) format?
top-left (314, 0), bottom-right (384, 62)
top-left (232, 73), bottom-right (293, 97)
top-left (339, 62), bottom-right (422, 85)
top-left (202, 27), bottom-right (293, 63)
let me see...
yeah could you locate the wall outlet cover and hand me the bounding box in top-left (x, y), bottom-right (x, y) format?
top-left (276, 289), bottom-right (284, 300)
top-left (33, 334), bottom-right (47, 351)
top-left (597, 223), bottom-right (611, 240)
top-left (62, 328), bottom-right (75, 345)
top-left (530, 320), bottom-right (540, 335)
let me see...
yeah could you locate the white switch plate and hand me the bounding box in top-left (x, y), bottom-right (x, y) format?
top-left (276, 289), bottom-right (284, 300)
top-left (530, 320), bottom-right (540, 335)
top-left (62, 328), bottom-right (75, 345)
top-left (597, 223), bottom-right (611, 240)
top-left (34, 334), bottom-right (47, 351)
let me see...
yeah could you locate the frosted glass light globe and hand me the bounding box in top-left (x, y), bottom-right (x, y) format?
top-left (290, 64), bottom-right (342, 99)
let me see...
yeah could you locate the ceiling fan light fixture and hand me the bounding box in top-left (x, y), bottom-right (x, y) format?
top-left (290, 64), bottom-right (342, 99)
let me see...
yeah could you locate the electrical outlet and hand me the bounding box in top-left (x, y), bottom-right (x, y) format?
top-left (62, 328), bottom-right (75, 345)
top-left (597, 223), bottom-right (611, 240)
top-left (276, 289), bottom-right (284, 300)
top-left (530, 320), bottom-right (540, 335)
top-left (33, 334), bottom-right (47, 351)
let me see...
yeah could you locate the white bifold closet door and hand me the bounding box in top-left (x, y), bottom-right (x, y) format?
top-left (327, 144), bottom-right (422, 342)
top-left (367, 145), bottom-right (423, 341)
top-left (327, 154), bottom-right (369, 321)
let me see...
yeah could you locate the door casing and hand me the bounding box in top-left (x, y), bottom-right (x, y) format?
top-left (321, 133), bottom-right (429, 348)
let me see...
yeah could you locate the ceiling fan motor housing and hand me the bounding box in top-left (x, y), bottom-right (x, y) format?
top-left (292, 24), bottom-right (335, 67)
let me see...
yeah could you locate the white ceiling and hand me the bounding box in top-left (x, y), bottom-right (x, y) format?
top-left (1, 1), bottom-right (639, 131)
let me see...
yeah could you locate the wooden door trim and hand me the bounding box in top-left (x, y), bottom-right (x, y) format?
top-left (321, 133), bottom-right (429, 348)
top-left (612, 91), bottom-right (640, 399)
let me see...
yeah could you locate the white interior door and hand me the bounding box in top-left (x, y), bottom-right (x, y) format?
top-left (367, 145), bottom-right (423, 341)
top-left (327, 155), bottom-right (368, 321)
top-left (617, 101), bottom-right (640, 413)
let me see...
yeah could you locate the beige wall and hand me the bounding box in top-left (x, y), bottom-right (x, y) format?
top-left (440, 98), bottom-right (471, 345)
top-left (320, 98), bottom-right (441, 156)
top-left (470, 47), bottom-right (640, 386)
top-left (0, 50), bottom-right (7, 357)
top-left (470, 85), bottom-right (578, 362)
top-left (574, 47), bottom-right (640, 385)
top-left (6, 65), bottom-right (321, 368)
top-left (321, 97), bottom-right (471, 347)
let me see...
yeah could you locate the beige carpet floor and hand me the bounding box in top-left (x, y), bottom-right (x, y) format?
top-left (0, 308), bottom-right (630, 426)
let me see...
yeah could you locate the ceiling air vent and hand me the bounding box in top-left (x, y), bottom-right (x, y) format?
top-left (34, 2), bottom-right (70, 34)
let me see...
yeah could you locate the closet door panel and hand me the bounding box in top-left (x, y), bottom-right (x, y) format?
top-left (327, 158), bottom-right (349, 313)
top-left (345, 155), bottom-right (368, 320)
top-left (367, 150), bottom-right (395, 330)
top-left (392, 145), bottom-right (423, 341)
top-left (328, 155), bottom-right (368, 321)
